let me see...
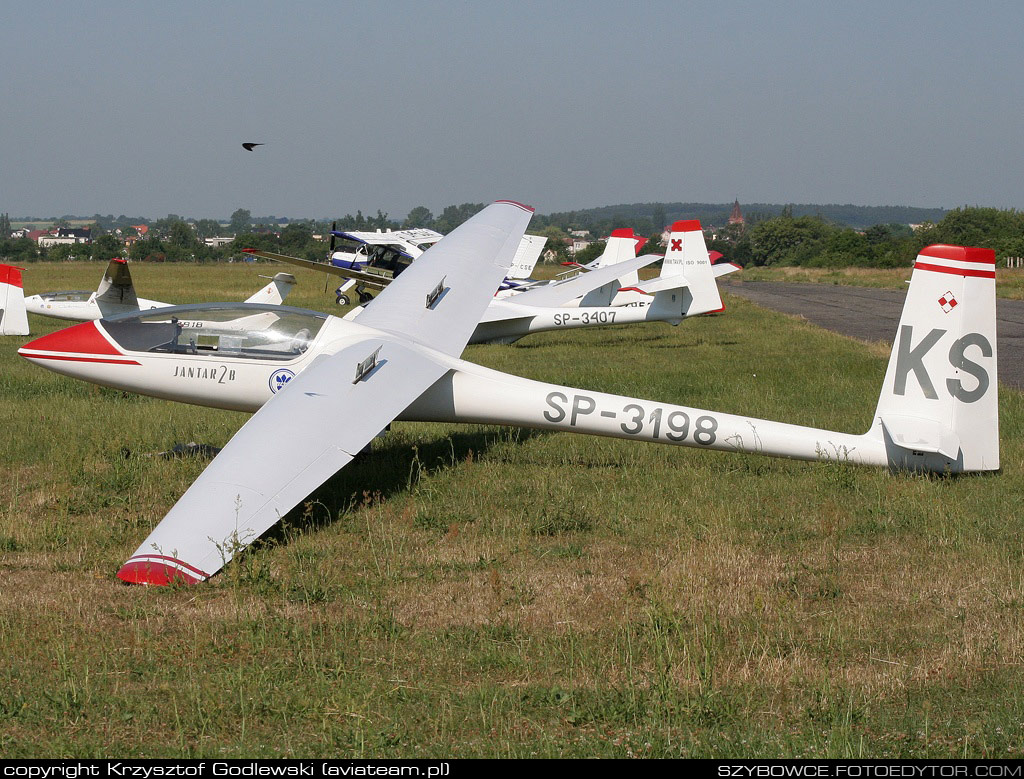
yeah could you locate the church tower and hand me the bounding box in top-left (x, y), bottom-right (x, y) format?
top-left (728, 199), bottom-right (744, 227)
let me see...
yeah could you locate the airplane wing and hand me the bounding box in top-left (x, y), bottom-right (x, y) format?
top-left (336, 228), bottom-right (444, 247)
top-left (118, 338), bottom-right (451, 584)
top-left (502, 253), bottom-right (661, 309)
top-left (242, 249), bottom-right (390, 286)
top-left (354, 200), bottom-right (534, 356)
top-left (118, 200), bottom-right (534, 585)
top-left (94, 259), bottom-right (138, 308)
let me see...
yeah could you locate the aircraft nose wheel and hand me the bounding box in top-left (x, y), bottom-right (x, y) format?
top-left (358, 291), bottom-right (374, 305)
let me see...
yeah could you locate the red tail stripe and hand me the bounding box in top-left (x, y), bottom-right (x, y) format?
top-left (0, 265), bottom-right (24, 287)
top-left (671, 219), bottom-right (702, 232)
top-left (919, 245), bottom-right (996, 265)
top-left (914, 261), bottom-right (996, 279)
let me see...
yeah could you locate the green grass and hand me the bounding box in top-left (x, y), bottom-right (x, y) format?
top-left (1, 261), bottom-right (1022, 758)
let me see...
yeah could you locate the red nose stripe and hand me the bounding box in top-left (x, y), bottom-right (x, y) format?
top-left (20, 321), bottom-right (121, 355)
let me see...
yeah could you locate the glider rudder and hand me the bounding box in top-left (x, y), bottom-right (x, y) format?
top-left (869, 244), bottom-right (998, 472)
top-left (0, 264), bottom-right (30, 335)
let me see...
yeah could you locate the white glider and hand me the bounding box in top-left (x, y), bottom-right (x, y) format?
top-left (18, 201), bottom-right (999, 585)
top-left (24, 258), bottom-right (297, 322)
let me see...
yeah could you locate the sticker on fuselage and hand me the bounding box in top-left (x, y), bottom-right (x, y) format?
top-left (269, 368), bottom-right (295, 394)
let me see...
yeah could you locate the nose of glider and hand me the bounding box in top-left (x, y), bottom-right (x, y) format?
top-left (18, 320), bottom-right (122, 360)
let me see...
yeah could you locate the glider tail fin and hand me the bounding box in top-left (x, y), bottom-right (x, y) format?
top-left (592, 228), bottom-right (641, 269)
top-left (95, 258), bottom-right (139, 308)
top-left (870, 245), bottom-right (999, 472)
top-left (0, 264), bottom-right (29, 336)
top-left (649, 220), bottom-right (723, 319)
top-left (246, 272), bottom-right (297, 305)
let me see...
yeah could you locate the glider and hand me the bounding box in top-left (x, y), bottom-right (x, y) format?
top-left (25, 258), bottom-right (297, 321)
top-left (19, 201), bottom-right (999, 585)
top-left (242, 143), bottom-right (264, 151)
top-left (0, 264), bottom-right (30, 335)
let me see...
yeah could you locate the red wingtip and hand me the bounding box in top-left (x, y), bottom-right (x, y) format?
top-left (117, 557), bottom-right (207, 586)
top-left (671, 219), bottom-right (702, 232)
top-left (111, 258), bottom-right (127, 264)
top-left (919, 245), bottom-right (996, 265)
top-left (493, 199), bottom-right (535, 213)
top-left (242, 248), bottom-right (257, 253)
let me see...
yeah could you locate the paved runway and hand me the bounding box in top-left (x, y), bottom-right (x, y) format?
top-left (721, 280), bottom-right (1024, 390)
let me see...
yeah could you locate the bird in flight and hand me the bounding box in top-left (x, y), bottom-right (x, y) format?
top-left (242, 143), bottom-right (264, 151)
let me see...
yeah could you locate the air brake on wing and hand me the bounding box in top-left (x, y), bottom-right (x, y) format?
top-left (353, 346), bottom-right (382, 383)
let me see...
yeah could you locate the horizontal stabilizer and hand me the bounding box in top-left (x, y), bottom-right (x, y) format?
top-left (508, 254), bottom-right (661, 308)
top-left (620, 274), bottom-right (690, 295)
top-left (713, 261), bottom-right (742, 278)
top-left (880, 415), bottom-right (961, 460)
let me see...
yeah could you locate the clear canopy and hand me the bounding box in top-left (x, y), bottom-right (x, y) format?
top-left (38, 290), bottom-right (92, 302)
top-left (101, 303), bottom-right (328, 360)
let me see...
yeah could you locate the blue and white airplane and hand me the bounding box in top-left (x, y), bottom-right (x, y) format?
top-left (249, 226), bottom-right (547, 305)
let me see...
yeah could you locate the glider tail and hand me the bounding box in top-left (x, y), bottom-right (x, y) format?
top-left (95, 258), bottom-right (139, 308)
top-left (869, 245), bottom-right (999, 472)
top-left (0, 264), bottom-right (29, 336)
top-left (645, 220), bottom-right (724, 321)
top-left (246, 272), bottom-right (297, 305)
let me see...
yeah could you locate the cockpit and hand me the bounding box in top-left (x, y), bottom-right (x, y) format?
top-left (364, 244), bottom-right (413, 277)
top-left (37, 290), bottom-right (93, 302)
top-left (101, 303), bottom-right (328, 361)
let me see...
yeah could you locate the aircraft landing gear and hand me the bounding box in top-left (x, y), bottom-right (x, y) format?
top-left (358, 291), bottom-right (374, 305)
top-left (336, 294), bottom-right (350, 306)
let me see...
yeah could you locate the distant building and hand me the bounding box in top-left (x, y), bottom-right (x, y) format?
top-left (37, 227), bottom-right (91, 248)
top-left (570, 234), bottom-right (594, 255)
top-left (728, 199), bottom-right (745, 227)
top-left (204, 237), bottom-right (234, 248)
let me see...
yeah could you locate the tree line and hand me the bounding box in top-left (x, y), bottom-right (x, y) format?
top-left (4, 205), bottom-right (1024, 268)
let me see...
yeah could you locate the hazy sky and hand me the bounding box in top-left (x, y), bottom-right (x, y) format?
top-left (2, 0), bottom-right (1023, 220)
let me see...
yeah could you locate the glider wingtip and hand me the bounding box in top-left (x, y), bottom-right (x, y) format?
top-left (493, 199), bottom-right (535, 213)
top-left (117, 558), bottom-right (205, 586)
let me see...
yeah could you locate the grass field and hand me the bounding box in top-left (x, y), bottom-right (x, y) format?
top-left (1, 262), bottom-right (1022, 758)
top-left (735, 265), bottom-right (1024, 300)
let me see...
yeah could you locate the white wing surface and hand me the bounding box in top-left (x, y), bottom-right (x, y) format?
top-left (118, 337), bottom-right (450, 584)
top-left (354, 200), bottom-right (534, 356)
top-left (118, 200), bottom-right (534, 585)
top-left (502, 254), bottom-right (661, 309)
